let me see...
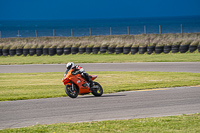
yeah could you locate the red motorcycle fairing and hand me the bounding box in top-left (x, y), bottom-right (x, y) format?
top-left (70, 74), bottom-right (91, 94)
top-left (62, 68), bottom-right (103, 98)
top-left (62, 69), bottom-right (98, 95)
top-left (90, 75), bottom-right (97, 80)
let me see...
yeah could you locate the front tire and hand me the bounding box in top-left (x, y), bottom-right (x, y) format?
top-left (65, 84), bottom-right (79, 98)
top-left (92, 82), bottom-right (103, 97)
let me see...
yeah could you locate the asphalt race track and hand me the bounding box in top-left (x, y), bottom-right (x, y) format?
top-left (0, 62), bottom-right (200, 129)
top-left (0, 86), bottom-right (200, 129)
top-left (0, 62), bottom-right (200, 73)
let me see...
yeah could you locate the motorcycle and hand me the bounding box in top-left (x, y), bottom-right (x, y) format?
top-left (62, 69), bottom-right (103, 98)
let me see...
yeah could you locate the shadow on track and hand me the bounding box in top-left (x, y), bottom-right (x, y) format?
top-left (78, 94), bottom-right (126, 99)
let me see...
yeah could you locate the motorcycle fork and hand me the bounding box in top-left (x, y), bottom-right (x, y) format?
top-left (71, 83), bottom-right (75, 91)
top-left (66, 82), bottom-right (76, 94)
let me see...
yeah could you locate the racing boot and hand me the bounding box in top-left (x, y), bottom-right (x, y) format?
top-left (86, 81), bottom-right (94, 90)
top-left (89, 78), bottom-right (94, 89)
top-left (86, 82), bottom-right (90, 89)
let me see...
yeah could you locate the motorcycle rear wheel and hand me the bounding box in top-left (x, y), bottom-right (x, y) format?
top-left (92, 82), bottom-right (103, 97)
top-left (65, 84), bottom-right (79, 98)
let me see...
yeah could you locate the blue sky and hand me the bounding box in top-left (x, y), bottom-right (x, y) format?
top-left (0, 0), bottom-right (200, 20)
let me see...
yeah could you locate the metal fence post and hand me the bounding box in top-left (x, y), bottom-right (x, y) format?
top-left (159, 25), bottom-right (162, 34)
top-left (144, 25), bottom-right (146, 34)
top-left (89, 28), bottom-right (91, 36)
top-left (181, 24), bottom-right (183, 34)
top-left (110, 27), bottom-right (112, 35)
top-left (127, 26), bottom-right (130, 35)
top-left (35, 30), bottom-right (38, 37)
top-left (18, 30), bottom-right (20, 37)
top-left (53, 29), bottom-right (55, 37)
top-left (71, 29), bottom-right (73, 37)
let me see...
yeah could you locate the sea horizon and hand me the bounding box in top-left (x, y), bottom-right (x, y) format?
top-left (0, 15), bottom-right (200, 38)
top-left (0, 15), bottom-right (200, 21)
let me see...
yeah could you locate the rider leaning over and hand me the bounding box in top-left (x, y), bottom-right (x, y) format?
top-left (64, 62), bottom-right (94, 88)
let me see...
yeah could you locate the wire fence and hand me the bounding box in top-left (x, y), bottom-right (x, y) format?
top-left (0, 24), bottom-right (186, 38)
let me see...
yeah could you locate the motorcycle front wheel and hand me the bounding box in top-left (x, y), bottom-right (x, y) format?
top-left (65, 84), bottom-right (79, 98)
top-left (92, 82), bottom-right (103, 97)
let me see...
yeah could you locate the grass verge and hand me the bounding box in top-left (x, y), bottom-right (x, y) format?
top-left (0, 71), bottom-right (200, 101)
top-left (1, 113), bottom-right (199, 132)
top-left (0, 52), bottom-right (200, 65)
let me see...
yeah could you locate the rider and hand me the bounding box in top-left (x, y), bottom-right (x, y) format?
top-left (64, 62), bottom-right (94, 88)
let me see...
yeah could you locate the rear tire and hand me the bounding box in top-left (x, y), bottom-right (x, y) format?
top-left (65, 84), bottom-right (79, 98)
top-left (92, 82), bottom-right (103, 97)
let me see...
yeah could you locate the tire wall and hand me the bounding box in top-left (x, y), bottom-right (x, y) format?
top-left (93, 47), bottom-right (100, 54)
top-left (71, 47), bottom-right (78, 54)
top-left (23, 49), bottom-right (29, 56)
top-left (100, 47), bottom-right (107, 54)
top-left (0, 49), bottom-right (2, 56)
top-left (115, 47), bottom-right (123, 54)
top-left (56, 48), bottom-right (64, 55)
top-left (86, 47), bottom-right (92, 54)
top-left (79, 48), bottom-right (85, 54)
top-left (131, 47), bottom-right (138, 54)
top-left (164, 46), bottom-right (171, 54)
top-left (36, 48), bottom-right (43, 56)
top-left (0, 43), bottom-right (199, 57)
top-left (155, 46), bottom-right (164, 54)
top-left (16, 49), bottom-right (23, 56)
top-left (123, 47), bottom-right (131, 54)
top-left (189, 45), bottom-right (197, 53)
top-left (147, 46), bottom-right (155, 54)
top-left (139, 46), bottom-right (147, 54)
top-left (49, 48), bottom-right (56, 56)
top-left (179, 45), bottom-right (189, 53)
top-left (29, 48), bottom-right (36, 56)
top-left (2, 49), bottom-right (9, 56)
top-left (172, 45), bottom-right (180, 53)
top-left (43, 48), bottom-right (49, 55)
top-left (9, 49), bottom-right (16, 56)
top-left (64, 48), bottom-right (71, 55)
top-left (108, 47), bottom-right (115, 54)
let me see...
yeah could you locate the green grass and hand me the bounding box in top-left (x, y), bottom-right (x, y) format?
top-left (0, 71), bottom-right (200, 101)
top-left (1, 113), bottom-right (199, 133)
top-left (0, 52), bottom-right (200, 65)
